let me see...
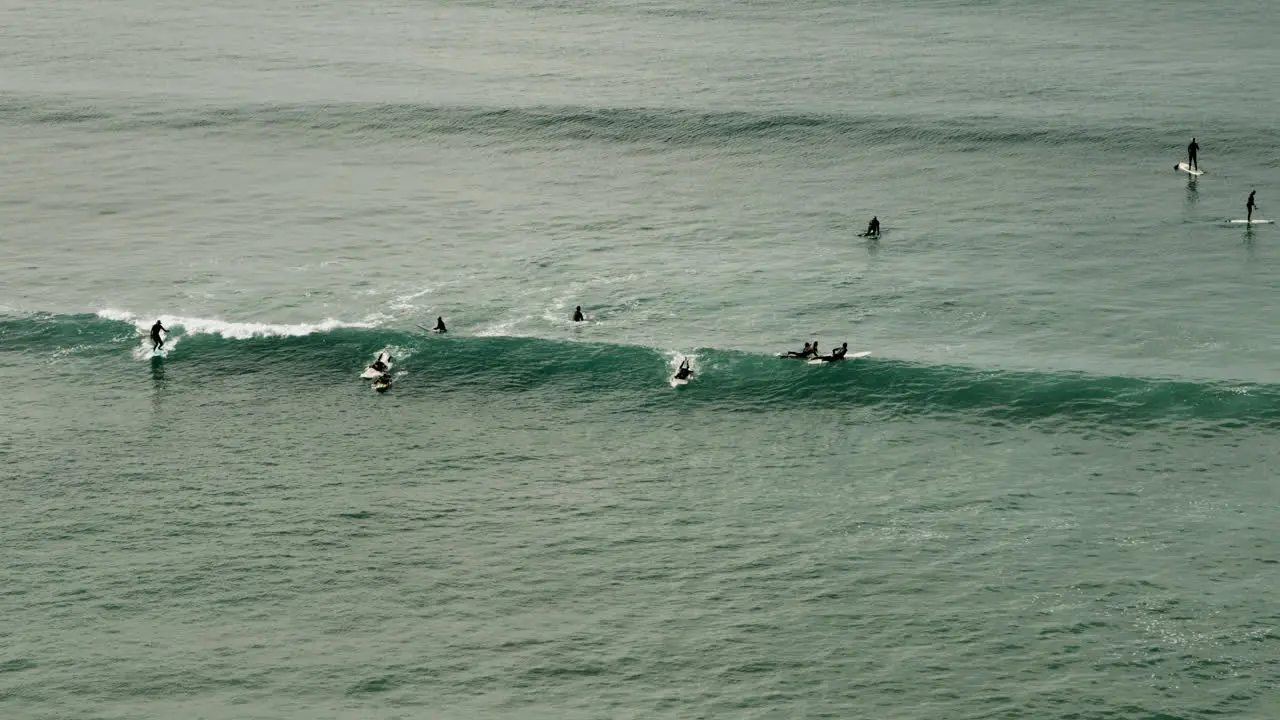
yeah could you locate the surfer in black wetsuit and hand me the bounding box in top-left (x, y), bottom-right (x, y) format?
top-left (1187, 138), bottom-right (1199, 171)
top-left (674, 358), bottom-right (693, 380)
top-left (1247, 190), bottom-right (1257, 222)
top-left (369, 351), bottom-right (391, 373)
top-left (573, 306), bottom-right (584, 322)
top-left (433, 316), bottom-right (447, 333)
top-left (818, 342), bottom-right (849, 362)
top-left (782, 342), bottom-right (812, 358)
top-left (863, 216), bottom-right (880, 238)
top-left (150, 320), bottom-right (167, 351)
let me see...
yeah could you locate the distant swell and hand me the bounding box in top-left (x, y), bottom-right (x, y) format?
top-left (0, 96), bottom-right (1185, 152)
top-left (1, 312), bottom-right (1276, 433)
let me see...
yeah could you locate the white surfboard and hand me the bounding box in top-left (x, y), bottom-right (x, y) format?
top-left (807, 351), bottom-right (872, 365)
top-left (1176, 162), bottom-right (1204, 177)
top-left (360, 351), bottom-right (393, 378)
top-left (1230, 219), bottom-right (1272, 224)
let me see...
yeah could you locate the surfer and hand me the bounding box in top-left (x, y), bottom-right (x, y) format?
top-left (818, 342), bottom-right (849, 362)
top-left (150, 320), bottom-right (167, 351)
top-left (782, 342), bottom-right (813, 358)
top-left (375, 372), bottom-right (392, 392)
top-left (674, 358), bottom-right (693, 381)
top-left (369, 351), bottom-right (391, 373)
top-left (863, 216), bottom-right (880, 238)
top-left (573, 306), bottom-right (584, 322)
top-left (433, 316), bottom-right (447, 333)
top-left (1187, 138), bottom-right (1199, 171)
top-left (1247, 190), bottom-right (1257, 222)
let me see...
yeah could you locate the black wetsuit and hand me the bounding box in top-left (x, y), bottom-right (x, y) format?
top-left (434, 317), bottom-right (447, 333)
top-left (865, 217), bottom-right (880, 237)
top-left (573, 307), bottom-right (584, 322)
top-left (820, 345), bottom-right (849, 362)
top-left (1188, 140), bottom-right (1199, 170)
top-left (675, 362), bottom-right (693, 380)
top-left (150, 322), bottom-right (167, 351)
top-left (1247, 192), bottom-right (1257, 222)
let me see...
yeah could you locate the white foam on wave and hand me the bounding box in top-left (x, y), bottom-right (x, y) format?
top-left (474, 315), bottom-right (533, 337)
top-left (99, 308), bottom-right (381, 359)
top-left (388, 287), bottom-right (433, 312)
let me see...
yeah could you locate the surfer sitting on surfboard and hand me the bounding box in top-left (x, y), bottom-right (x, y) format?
top-left (816, 342), bottom-right (849, 362)
top-left (150, 320), bottom-right (167, 352)
top-left (433, 316), bottom-right (447, 333)
top-left (863, 216), bottom-right (880, 238)
top-left (674, 358), bottom-right (693, 381)
top-left (369, 351), bottom-right (391, 373)
top-left (1248, 190), bottom-right (1257, 223)
top-left (1187, 137), bottom-right (1199, 171)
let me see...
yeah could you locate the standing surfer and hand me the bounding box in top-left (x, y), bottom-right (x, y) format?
top-left (863, 216), bottom-right (881, 238)
top-left (1247, 190), bottom-right (1257, 223)
top-left (1187, 138), bottom-right (1199, 171)
top-left (150, 320), bottom-right (168, 352)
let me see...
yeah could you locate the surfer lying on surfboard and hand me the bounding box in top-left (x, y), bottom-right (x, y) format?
top-left (781, 341), bottom-right (818, 359)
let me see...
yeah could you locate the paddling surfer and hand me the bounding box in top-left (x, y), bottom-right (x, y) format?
top-left (1247, 190), bottom-right (1257, 223)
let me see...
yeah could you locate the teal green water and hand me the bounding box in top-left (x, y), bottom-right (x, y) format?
top-left (3, 1), bottom-right (1280, 718)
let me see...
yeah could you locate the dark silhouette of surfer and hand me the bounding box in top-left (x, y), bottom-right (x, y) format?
top-left (782, 342), bottom-right (813, 358)
top-left (1187, 138), bottom-right (1199, 170)
top-left (674, 358), bottom-right (693, 380)
top-left (433, 316), bottom-right (447, 333)
top-left (1247, 190), bottom-right (1257, 222)
top-left (816, 342), bottom-right (849, 362)
top-left (863, 216), bottom-right (880, 238)
top-left (150, 320), bottom-right (167, 351)
top-left (573, 306), bottom-right (584, 322)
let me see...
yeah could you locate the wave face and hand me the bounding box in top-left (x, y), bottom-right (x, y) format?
top-left (0, 96), bottom-right (1246, 155)
top-left (2, 313), bottom-right (1275, 433)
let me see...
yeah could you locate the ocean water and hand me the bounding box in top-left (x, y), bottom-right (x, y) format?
top-left (2, 0), bottom-right (1279, 717)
